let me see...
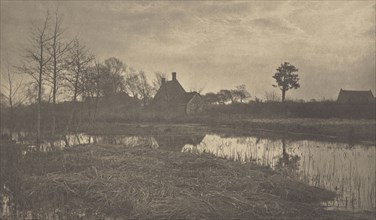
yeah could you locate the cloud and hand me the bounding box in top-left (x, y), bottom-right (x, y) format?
top-left (1, 1), bottom-right (375, 100)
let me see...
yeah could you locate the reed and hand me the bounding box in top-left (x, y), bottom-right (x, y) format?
top-left (14, 143), bottom-right (344, 219)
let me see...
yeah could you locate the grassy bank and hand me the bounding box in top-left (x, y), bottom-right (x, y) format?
top-left (0, 145), bottom-right (333, 219)
top-left (2, 142), bottom-right (374, 219)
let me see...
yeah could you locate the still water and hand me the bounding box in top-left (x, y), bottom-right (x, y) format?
top-left (182, 135), bottom-right (376, 211)
top-left (1, 132), bottom-right (375, 219)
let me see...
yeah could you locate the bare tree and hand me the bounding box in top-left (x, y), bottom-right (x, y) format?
top-left (102, 57), bottom-right (126, 95)
top-left (19, 11), bottom-right (52, 144)
top-left (218, 89), bottom-right (235, 104)
top-left (47, 8), bottom-right (72, 138)
top-left (232, 84), bottom-right (250, 103)
top-left (189, 86), bottom-right (204, 94)
top-left (0, 92), bottom-right (6, 107)
top-left (203, 92), bottom-right (221, 104)
top-left (82, 60), bottom-right (104, 122)
top-left (152, 71), bottom-right (167, 93)
top-left (137, 70), bottom-right (153, 106)
top-left (264, 91), bottom-right (280, 102)
top-left (124, 68), bottom-right (140, 99)
top-left (1, 62), bottom-right (26, 133)
top-left (64, 38), bottom-right (94, 132)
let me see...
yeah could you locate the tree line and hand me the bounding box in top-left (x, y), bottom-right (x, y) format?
top-left (0, 10), bottom-right (166, 144)
top-left (202, 85), bottom-right (251, 104)
top-left (1, 9), bottom-right (302, 144)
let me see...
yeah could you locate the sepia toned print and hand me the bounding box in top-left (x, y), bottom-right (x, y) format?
top-left (0, 1), bottom-right (375, 219)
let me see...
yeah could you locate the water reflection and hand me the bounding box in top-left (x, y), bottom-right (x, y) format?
top-left (154, 135), bottom-right (205, 151)
top-left (182, 134), bottom-right (376, 211)
top-left (14, 133), bottom-right (205, 154)
top-left (15, 133), bottom-right (160, 155)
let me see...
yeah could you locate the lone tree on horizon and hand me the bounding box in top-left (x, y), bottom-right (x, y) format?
top-left (272, 62), bottom-right (300, 102)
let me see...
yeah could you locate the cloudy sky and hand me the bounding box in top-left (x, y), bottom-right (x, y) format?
top-left (1, 1), bottom-right (375, 100)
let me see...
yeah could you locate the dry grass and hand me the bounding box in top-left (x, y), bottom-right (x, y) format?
top-left (14, 143), bottom-right (348, 219)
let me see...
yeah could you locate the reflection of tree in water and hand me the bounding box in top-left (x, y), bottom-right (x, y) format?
top-left (154, 135), bottom-right (205, 151)
top-left (275, 138), bottom-right (300, 171)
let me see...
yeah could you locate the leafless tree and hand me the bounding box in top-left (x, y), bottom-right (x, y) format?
top-left (82, 60), bottom-right (104, 122)
top-left (233, 84), bottom-right (250, 103)
top-left (264, 90), bottom-right (280, 102)
top-left (102, 57), bottom-right (126, 95)
top-left (152, 71), bottom-right (167, 93)
top-left (125, 67), bottom-right (140, 99)
top-left (64, 38), bottom-right (94, 132)
top-left (137, 70), bottom-right (153, 106)
top-left (1, 62), bottom-right (26, 133)
top-left (18, 11), bottom-right (52, 144)
top-left (46, 8), bottom-right (72, 137)
top-left (218, 89), bottom-right (235, 104)
top-left (189, 86), bottom-right (204, 94)
top-left (202, 92), bottom-right (220, 105)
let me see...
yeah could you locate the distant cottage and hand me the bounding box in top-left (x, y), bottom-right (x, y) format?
top-left (337, 89), bottom-right (374, 104)
top-left (151, 72), bottom-right (205, 115)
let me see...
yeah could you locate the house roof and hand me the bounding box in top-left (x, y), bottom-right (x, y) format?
top-left (337, 89), bottom-right (374, 103)
top-left (163, 80), bottom-right (185, 94)
top-left (152, 72), bottom-right (204, 108)
top-left (153, 79), bottom-right (186, 103)
top-left (179, 92), bottom-right (199, 105)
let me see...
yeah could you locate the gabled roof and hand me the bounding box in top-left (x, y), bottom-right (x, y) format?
top-left (152, 72), bottom-right (204, 110)
top-left (179, 92), bottom-right (199, 105)
top-left (161, 80), bottom-right (186, 95)
top-left (337, 89), bottom-right (374, 103)
top-left (153, 79), bottom-right (186, 103)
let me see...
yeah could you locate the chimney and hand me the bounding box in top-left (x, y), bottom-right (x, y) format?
top-left (161, 77), bottom-right (166, 85)
top-left (172, 72), bottom-right (177, 81)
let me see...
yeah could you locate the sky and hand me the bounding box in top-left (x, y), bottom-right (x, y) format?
top-left (1, 1), bottom-right (375, 101)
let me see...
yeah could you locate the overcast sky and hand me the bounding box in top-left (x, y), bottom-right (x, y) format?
top-left (1, 1), bottom-right (375, 100)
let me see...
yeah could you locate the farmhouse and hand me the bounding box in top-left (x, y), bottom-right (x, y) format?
top-left (337, 89), bottom-right (374, 104)
top-left (151, 72), bottom-right (205, 115)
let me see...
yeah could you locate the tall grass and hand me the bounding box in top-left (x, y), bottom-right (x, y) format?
top-left (3, 142), bottom-right (342, 219)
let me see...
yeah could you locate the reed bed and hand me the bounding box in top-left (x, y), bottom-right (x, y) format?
top-left (11, 143), bottom-right (349, 219)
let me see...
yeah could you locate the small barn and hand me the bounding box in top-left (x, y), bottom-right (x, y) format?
top-left (337, 89), bottom-right (374, 104)
top-left (151, 72), bottom-right (205, 115)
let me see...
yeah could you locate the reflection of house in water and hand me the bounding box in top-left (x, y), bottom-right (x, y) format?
top-left (154, 134), bottom-right (205, 151)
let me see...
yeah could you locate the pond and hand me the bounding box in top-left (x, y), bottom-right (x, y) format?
top-left (1, 131), bottom-right (375, 219)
